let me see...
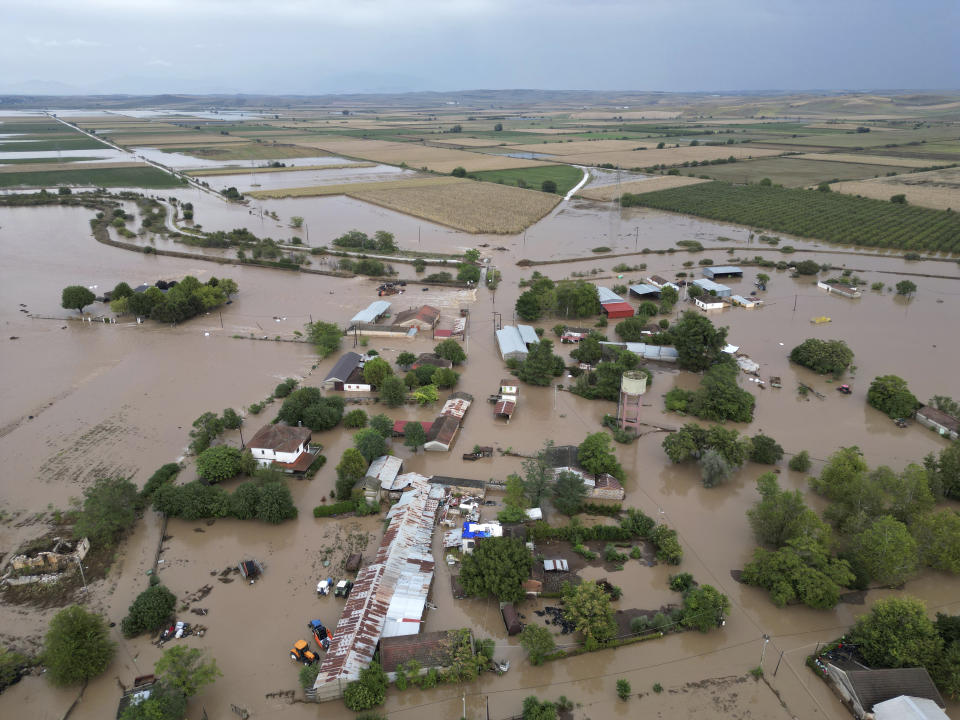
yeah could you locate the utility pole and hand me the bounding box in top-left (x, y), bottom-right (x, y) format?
top-left (219, 312), bottom-right (223, 329)
top-left (554, 384), bottom-right (558, 411)
top-left (635, 226), bottom-right (639, 250)
top-left (760, 634), bottom-right (770, 667)
top-left (774, 649), bottom-right (784, 676)
top-left (793, 294), bottom-right (797, 312)
top-left (238, 425), bottom-right (245, 450)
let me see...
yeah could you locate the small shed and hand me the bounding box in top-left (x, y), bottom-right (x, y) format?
top-left (702, 265), bottom-right (743, 279)
top-left (730, 294), bottom-right (758, 308)
top-left (916, 406), bottom-right (959, 441)
top-left (628, 283), bottom-right (661, 298)
top-left (601, 301), bottom-right (635, 319)
top-left (494, 398), bottom-right (516, 421)
top-left (322, 352), bottom-right (364, 389)
top-left (500, 379), bottom-right (518, 395)
top-left (817, 280), bottom-right (862, 299)
top-left (424, 414), bottom-right (461, 452)
top-left (695, 296), bottom-right (726, 311)
top-left (350, 300), bottom-right (392, 325)
top-left (544, 559), bottom-right (569, 572)
top-left (501, 603), bottom-right (522, 635)
top-left (364, 455), bottom-right (404, 502)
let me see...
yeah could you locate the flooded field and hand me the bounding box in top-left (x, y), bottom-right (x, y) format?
top-left (1, 183), bottom-right (959, 720)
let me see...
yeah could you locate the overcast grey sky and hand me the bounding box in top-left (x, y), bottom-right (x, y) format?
top-left (2, 0), bottom-right (957, 95)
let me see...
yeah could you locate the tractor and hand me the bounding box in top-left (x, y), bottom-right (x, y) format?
top-left (290, 639), bottom-right (318, 665)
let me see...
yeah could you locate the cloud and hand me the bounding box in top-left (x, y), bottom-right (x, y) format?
top-left (67, 38), bottom-right (101, 47)
top-left (147, 59), bottom-right (173, 67)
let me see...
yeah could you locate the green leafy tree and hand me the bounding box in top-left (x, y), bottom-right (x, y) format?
top-left (196, 445), bottom-right (243, 483)
top-left (498, 474), bottom-right (529, 523)
top-left (61, 285), bottom-right (96, 313)
top-left (578, 432), bottom-right (623, 479)
top-left (518, 338), bottom-right (560, 386)
top-left (616, 678), bottom-right (631, 700)
top-left (926, 441), bottom-right (960, 500)
top-left (741, 535), bottom-right (855, 609)
top-left (221, 408), bottom-right (242, 430)
top-left (789, 338), bottom-right (854, 375)
top-left (867, 375), bottom-right (918, 418)
top-left (373, 230), bottom-right (397, 252)
top-left (431, 367), bottom-right (459, 388)
top-left (896, 279), bottom-right (918, 296)
top-left (230, 481), bottom-right (261, 520)
top-left (699, 449), bottom-right (733, 488)
top-left (522, 440), bottom-right (555, 506)
top-left (412, 384), bottom-right (439, 405)
top-left (519, 625), bottom-right (556, 666)
top-left (662, 423), bottom-right (708, 463)
top-left (434, 338), bottom-right (466, 365)
top-left (403, 422), bottom-right (427, 452)
top-left (848, 515), bottom-right (918, 586)
top-left (112, 281), bottom-right (134, 299)
top-left (43, 606), bottom-right (115, 686)
top-left (335, 448), bottom-right (367, 499)
top-left (912, 511), bottom-right (960, 574)
top-left (379, 375), bottom-right (407, 407)
top-left (851, 596), bottom-right (942, 669)
top-left (451, 166), bottom-right (466, 178)
top-left (670, 311), bottom-right (728, 372)
top-left (362, 357), bottom-right (393, 388)
top-left (256, 481), bottom-right (298, 524)
top-left (189, 410), bottom-right (224, 454)
top-left (73, 476), bottom-right (139, 547)
top-left (570, 334), bottom-right (603, 365)
top-left (748, 473), bottom-right (829, 547)
top-left (306, 321), bottom-right (342, 358)
top-left (457, 263), bottom-right (481, 283)
top-left (541, 179), bottom-right (558, 193)
top-left (343, 409), bottom-right (368, 428)
top-left (522, 696), bottom-right (558, 720)
top-left (554, 280), bottom-right (601, 318)
top-left (562, 581), bottom-right (617, 646)
top-left (121, 584), bottom-right (176, 637)
top-left (685, 361), bottom-right (755, 423)
top-left (749, 434), bottom-right (784, 464)
top-left (516, 289), bottom-right (545, 321)
top-left (354, 428), bottom-right (388, 463)
top-left (459, 537), bottom-right (533, 603)
top-left (155, 646), bottom-right (222, 697)
top-left (369, 413), bottom-right (394, 438)
top-left (396, 351), bottom-right (416, 368)
top-left (681, 585), bottom-right (730, 632)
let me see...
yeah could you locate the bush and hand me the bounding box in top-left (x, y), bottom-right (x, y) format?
top-left (630, 616), bottom-right (650, 633)
top-left (74, 476), bottom-right (139, 548)
top-left (789, 338), bottom-right (854, 375)
top-left (221, 408), bottom-right (242, 430)
top-left (749, 434), bottom-right (784, 465)
top-left (141, 463), bottom-right (181, 501)
top-left (121, 584), bottom-right (176, 638)
top-left (616, 678), bottom-right (632, 700)
top-left (788, 450), bottom-right (811, 472)
top-left (299, 664), bottom-right (320, 689)
top-left (669, 573), bottom-right (694, 593)
top-left (196, 445), bottom-right (243, 483)
top-left (344, 662), bottom-right (387, 711)
top-left (867, 374), bottom-right (919, 418)
top-left (274, 378), bottom-right (298, 398)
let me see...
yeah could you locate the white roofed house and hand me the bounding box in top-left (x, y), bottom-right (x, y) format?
top-left (495, 326), bottom-right (528, 361)
top-left (247, 424), bottom-right (317, 473)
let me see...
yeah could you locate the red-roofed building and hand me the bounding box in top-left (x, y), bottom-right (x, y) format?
top-left (392, 420), bottom-right (434, 437)
top-left (601, 301), bottom-right (635, 319)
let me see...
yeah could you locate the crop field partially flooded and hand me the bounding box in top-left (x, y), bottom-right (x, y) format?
top-left (1, 92), bottom-right (960, 720)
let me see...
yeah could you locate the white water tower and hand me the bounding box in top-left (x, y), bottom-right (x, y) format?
top-left (617, 370), bottom-right (648, 432)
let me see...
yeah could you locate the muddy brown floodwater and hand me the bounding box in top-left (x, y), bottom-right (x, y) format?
top-left (1, 188), bottom-right (959, 720)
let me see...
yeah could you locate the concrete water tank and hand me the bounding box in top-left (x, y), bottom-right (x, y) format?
top-left (621, 370), bottom-right (648, 396)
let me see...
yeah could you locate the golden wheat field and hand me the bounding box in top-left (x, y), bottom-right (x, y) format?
top-left (830, 167), bottom-right (960, 210)
top-left (246, 175), bottom-right (453, 198)
top-left (186, 162), bottom-right (376, 177)
top-left (577, 175), bottom-right (710, 201)
top-left (289, 137), bottom-right (554, 173)
top-left (349, 180), bottom-right (560, 234)
top-left (508, 139), bottom-right (650, 156)
top-left (426, 137), bottom-right (507, 148)
top-left (794, 152), bottom-right (935, 168)
top-left (111, 133), bottom-right (246, 146)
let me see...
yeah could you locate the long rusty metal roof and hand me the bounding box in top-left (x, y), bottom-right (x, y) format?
top-left (314, 474), bottom-right (438, 691)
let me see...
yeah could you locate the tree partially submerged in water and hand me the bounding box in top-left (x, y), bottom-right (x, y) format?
top-left (61, 285), bottom-right (95, 313)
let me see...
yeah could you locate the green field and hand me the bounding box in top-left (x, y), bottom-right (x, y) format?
top-left (621, 181), bottom-right (960, 253)
top-left (469, 164), bottom-right (584, 194)
top-left (689, 157), bottom-right (914, 187)
top-left (0, 121), bottom-right (69, 134)
top-left (750, 127), bottom-right (960, 150)
top-left (0, 166), bottom-right (186, 189)
top-left (0, 137), bottom-right (111, 152)
top-left (0, 156), bottom-right (102, 165)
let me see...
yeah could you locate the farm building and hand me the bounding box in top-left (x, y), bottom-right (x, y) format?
top-left (824, 665), bottom-right (946, 720)
top-left (495, 326), bottom-right (528, 361)
top-left (516, 324), bottom-right (539, 346)
top-left (461, 521), bottom-right (503, 553)
top-left (702, 265), bottom-right (743, 279)
top-left (393, 305), bottom-right (440, 330)
top-left (596, 286), bottom-right (623, 304)
top-left (628, 283), bottom-right (661, 298)
top-left (379, 630), bottom-right (473, 682)
top-left (647, 275), bottom-right (681, 291)
top-left (247, 424), bottom-right (316, 472)
top-left (412, 353), bottom-right (453, 369)
top-left (363, 455), bottom-right (405, 502)
top-left (494, 397), bottom-right (516, 421)
top-left (392, 420), bottom-right (433, 437)
top-left (553, 467), bottom-right (625, 501)
top-left (322, 352), bottom-right (364, 390)
top-left (817, 280), bottom-right (862, 299)
top-left (692, 278), bottom-right (732, 297)
top-left (440, 392), bottom-right (473, 420)
top-left (695, 296), bottom-right (727, 311)
top-left (429, 476), bottom-right (486, 496)
top-left (600, 341), bottom-right (679, 362)
top-left (730, 295), bottom-right (759, 308)
top-left (916, 406), bottom-right (959, 441)
top-left (423, 414), bottom-right (461, 452)
top-left (312, 475), bottom-right (438, 701)
top-left (601, 301), bottom-right (635, 319)
top-left (501, 604), bottom-right (522, 636)
top-left (350, 300), bottom-right (392, 325)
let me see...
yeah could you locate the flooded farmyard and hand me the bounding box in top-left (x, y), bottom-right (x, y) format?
top-left (2, 97), bottom-right (960, 720)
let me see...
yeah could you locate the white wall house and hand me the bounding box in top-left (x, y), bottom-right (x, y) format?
top-left (247, 424), bottom-right (313, 467)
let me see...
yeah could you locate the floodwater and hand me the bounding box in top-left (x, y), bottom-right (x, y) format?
top-left (199, 163), bottom-right (417, 193)
top-left (2, 184), bottom-right (960, 720)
